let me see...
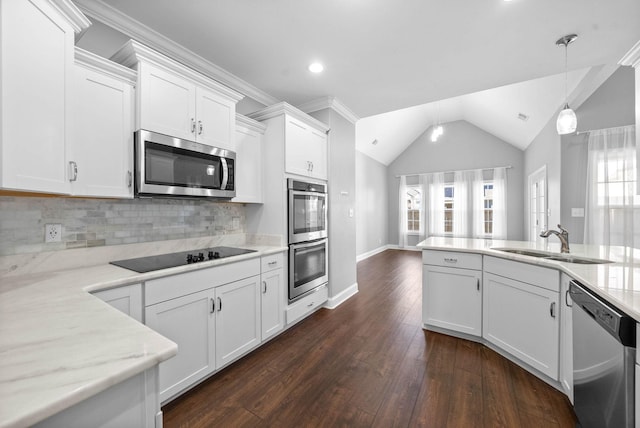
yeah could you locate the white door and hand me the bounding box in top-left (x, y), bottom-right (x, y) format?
top-left (145, 289), bottom-right (215, 402)
top-left (285, 117), bottom-right (312, 177)
top-left (196, 87), bottom-right (235, 150)
top-left (528, 165), bottom-right (548, 242)
top-left (423, 265), bottom-right (482, 337)
top-left (483, 272), bottom-right (560, 380)
top-left (139, 63), bottom-right (195, 141)
top-left (232, 126), bottom-right (262, 203)
top-left (215, 276), bottom-right (261, 368)
top-left (1, 0), bottom-right (76, 194)
top-left (71, 63), bottom-right (134, 198)
top-left (261, 269), bottom-right (284, 341)
top-left (307, 128), bottom-right (328, 180)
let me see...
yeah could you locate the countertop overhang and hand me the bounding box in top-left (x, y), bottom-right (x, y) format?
top-left (0, 240), bottom-right (286, 428)
top-left (418, 237), bottom-right (640, 322)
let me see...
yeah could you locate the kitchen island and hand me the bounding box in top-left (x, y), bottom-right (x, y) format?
top-left (0, 235), bottom-right (286, 428)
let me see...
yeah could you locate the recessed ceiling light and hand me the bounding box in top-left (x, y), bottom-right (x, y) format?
top-left (308, 62), bottom-right (324, 73)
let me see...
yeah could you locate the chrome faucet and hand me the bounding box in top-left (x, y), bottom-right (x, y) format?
top-left (540, 224), bottom-right (570, 253)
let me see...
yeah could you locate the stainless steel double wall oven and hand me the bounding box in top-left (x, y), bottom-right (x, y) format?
top-left (288, 179), bottom-right (328, 302)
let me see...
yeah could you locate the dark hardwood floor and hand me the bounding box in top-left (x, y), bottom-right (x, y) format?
top-left (163, 249), bottom-right (577, 427)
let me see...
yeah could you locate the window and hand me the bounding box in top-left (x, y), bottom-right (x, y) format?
top-left (406, 186), bottom-right (422, 233)
top-left (444, 185), bottom-right (454, 233)
top-left (595, 150), bottom-right (640, 207)
top-left (483, 183), bottom-right (494, 235)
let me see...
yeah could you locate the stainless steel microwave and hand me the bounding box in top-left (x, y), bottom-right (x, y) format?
top-left (135, 130), bottom-right (236, 198)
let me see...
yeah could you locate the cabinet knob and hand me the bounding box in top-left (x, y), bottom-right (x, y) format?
top-left (198, 120), bottom-right (203, 135)
top-left (549, 302), bottom-right (556, 318)
top-left (210, 298), bottom-right (215, 313)
top-left (217, 297), bottom-right (222, 312)
top-left (127, 170), bottom-right (132, 188)
top-left (263, 281), bottom-right (267, 294)
top-left (191, 118), bottom-right (196, 133)
top-left (68, 161), bottom-right (78, 182)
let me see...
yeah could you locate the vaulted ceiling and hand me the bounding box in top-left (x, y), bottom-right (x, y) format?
top-left (77, 0), bottom-right (640, 164)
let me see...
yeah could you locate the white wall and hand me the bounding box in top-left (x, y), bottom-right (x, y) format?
top-left (387, 120), bottom-right (525, 245)
top-left (355, 151), bottom-right (388, 257)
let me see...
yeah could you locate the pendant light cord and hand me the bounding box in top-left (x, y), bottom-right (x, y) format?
top-left (564, 42), bottom-right (568, 105)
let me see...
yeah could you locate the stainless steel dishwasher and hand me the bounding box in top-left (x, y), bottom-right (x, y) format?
top-left (569, 280), bottom-right (636, 428)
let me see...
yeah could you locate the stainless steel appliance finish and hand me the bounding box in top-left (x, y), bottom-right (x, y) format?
top-left (569, 280), bottom-right (636, 428)
top-left (135, 129), bottom-right (236, 198)
top-left (289, 238), bottom-right (328, 302)
top-left (288, 179), bottom-right (327, 244)
top-left (110, 246), bottom-right (256, 273)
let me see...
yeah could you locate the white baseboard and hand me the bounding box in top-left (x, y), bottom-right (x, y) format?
top-left (356, 245), bottom-right (392, 262)
top-left (324, 282), bottom-right (358, 309)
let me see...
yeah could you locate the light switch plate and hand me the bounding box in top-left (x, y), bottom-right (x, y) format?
top-left (571, 208), bottom-right (585, 218)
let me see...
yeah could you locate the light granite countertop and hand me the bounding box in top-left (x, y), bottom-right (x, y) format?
top-left (0, 234), bottom-right (286, 428)
top-left (418, 237), bottom-right (640, 322)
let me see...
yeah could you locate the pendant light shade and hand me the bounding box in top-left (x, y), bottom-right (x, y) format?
top-left (555, 34), bottom-right (578, 135)
top-left (557, 103), bottom-right (577, 134)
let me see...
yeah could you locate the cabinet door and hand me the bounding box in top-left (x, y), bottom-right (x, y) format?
top-left (138, 63), bottom-right (196, 141)
top-left (307, 128), bottom-right (327, 180)
top-left (261, 268), bottom-right (284, 341)
top-left (215, 276), bottom-right (261, 368)
top-left (423, 265), bottom-right (482, 337)
top-left (285, 117), bottom-right (314, 177)
top-left (1, 0), bottom-right (75, 194)
top-left (93, 284), bottom-right (143, 323)
top-left (72, 64), bottom-right (134, 198)
top-left (145, 289), bottom-right (215, 402)
top-left (196, 87), bottom-right (235, 150)
top-left (483, 272), bottom-right (560, 380)
top-left (559, 274), bottom-right (573, 402)
top-left (232, 126), bottom-right (262, 203)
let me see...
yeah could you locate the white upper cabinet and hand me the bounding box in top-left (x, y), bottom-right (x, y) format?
top-left (233, 114), bottom-right (266, 203)
top-left (112, 40), bottom-right (243, 152)
top-left (285, 116), bottom-right (328, 180)
top-left (0, 0), bottom-right (90, 194)
top-left (71, 48), bottom-right (135, 198)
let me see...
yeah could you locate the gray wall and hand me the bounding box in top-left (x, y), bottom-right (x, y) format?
top-left (356, 151), bottom-right (388, 257)
top-left (560, 66), bottom-right (636, 243)
top-left (387, 120), bottom-right (525, 245)
top-left (310, 110), bottom-right (358, 297)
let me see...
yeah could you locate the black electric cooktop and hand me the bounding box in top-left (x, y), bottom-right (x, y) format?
top-left (110, 246), bottom-right (257, 273)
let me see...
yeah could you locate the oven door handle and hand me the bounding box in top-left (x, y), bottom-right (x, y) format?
top-left (290, 238), bottom-right (327, 250)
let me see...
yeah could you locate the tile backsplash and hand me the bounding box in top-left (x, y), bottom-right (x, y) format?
top-left (0, 196), bottom-right (245, 256)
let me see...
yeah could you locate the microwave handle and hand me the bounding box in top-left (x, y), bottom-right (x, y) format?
top-left (220, 158), bottom-right (228, 190)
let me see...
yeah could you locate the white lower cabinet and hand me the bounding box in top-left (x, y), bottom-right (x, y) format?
top-left (92, 283), bottom-right (143, 323)
top-left (483, 257), bottom-right (560, 381)
top-left (215, 276), bottom-right (261, 368)
top-left (260, 253), bottom-right (285, 341)
top-left (145, 288), bottom-right (216, 402)
top-left (559, 273), bottom-right (574, 402)
top-left (422, 250), bottom-right (483, 337)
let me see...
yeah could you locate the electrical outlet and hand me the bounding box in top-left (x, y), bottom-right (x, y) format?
top-left (232, 217), bottom-right (240, 229)
top-left (45, 224), bottom-right (62, 243)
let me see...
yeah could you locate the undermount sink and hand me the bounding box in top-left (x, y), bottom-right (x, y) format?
top-left (491, 248), bottom-right (613, 265)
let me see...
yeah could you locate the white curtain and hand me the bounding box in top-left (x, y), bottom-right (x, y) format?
top-left (418, 174), bottom-right (430, 242)
top-left (492, 167), bottom-right (507, 239)
top-left (430, 172), bottom-right (445, 236)
top-left (452, 171), bottom-right (469, 237)
top-left (584, 125), bottom-right (638, 248)
top-left (398, 175), bottom-right (408, 247)
top-left (472, 169), bottom-right (485, 237)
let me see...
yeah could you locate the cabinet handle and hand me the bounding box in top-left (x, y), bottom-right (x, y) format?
top-left (217, 297), bottom-right (222, 312)
top-left (268, 261), bottom-right (278, 267)
top-left (307, 302), bottom-right (314, 307)
top-left (191, 118), bottom-right (196, 133)
top-left (210, 298), bottom-right (215, 313)
top-left (477, 278), bottom-right (480, 291)
top-left (263, 281), bottom-right (267, 293)
top-left (550, 302), bottom-right (556, 318)
top-left (127, 170), bottom-right (132, 188)
top-left (198, 120), bottom-right (203, 135)
top-left (444, 257), bottom-right (458, 263)
top-left (310, 162), bottom-right (314, 172)
top-left (565, 289), bottom-right (572, 307)
top-left (68, 161), bottom-right (78, 182)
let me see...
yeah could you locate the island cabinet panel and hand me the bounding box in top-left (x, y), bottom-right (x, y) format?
top-left (422, 250), bottom-right (483, 338)
top-left (92, 283), bottom-right (143, 323)
top-left (483, 271), bottom-right (560, 380)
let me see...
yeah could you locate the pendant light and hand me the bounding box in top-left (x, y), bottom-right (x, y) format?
top-left (556, 34), bottom-right (578, 135)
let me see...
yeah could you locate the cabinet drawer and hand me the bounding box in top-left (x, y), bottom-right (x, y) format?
top-left (262, 252), bottom-right (284, 272)
top-left (146, 258), bottom-right (260, 306)
top-left (286, 285), bottom-right (328, 325)
top-left (484, 256), bottom-right (559, 292)
top-left (422, 250), bottom-right (482, 270)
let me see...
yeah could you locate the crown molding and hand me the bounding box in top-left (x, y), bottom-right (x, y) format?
top-left (111, 40), bottom-right (243, 102)
top-left (619, 39), bottom-right (640, 68)
top-left (75, 47), bottom-right (137, 84)
top-left (49, 0), bottom-right (92, 33)
top-left (297, 96), bottom-right (359, 124)
top-left (74, 0), bottom-right (279, 106)
top-left (236, 113), bottom-right (267, 134)
top-left (247, 102), bottom-right (330, 132)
